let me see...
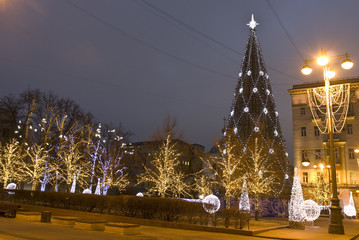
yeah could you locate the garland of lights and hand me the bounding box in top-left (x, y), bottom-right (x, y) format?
top-left (225, 15), bottom-right (290, 196)
top-left (202, 194), bottom-right (220, 214)
top-left (307, 83), bottom-right (350, 133)
top-left (303, 199), bottom-right (320, 222)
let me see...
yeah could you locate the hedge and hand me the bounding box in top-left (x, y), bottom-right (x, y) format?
top-left (0, 189), bottom-right (250, 228)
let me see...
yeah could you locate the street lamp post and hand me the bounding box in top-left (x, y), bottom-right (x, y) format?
top-left (301, 49), bottom-right (354, 234)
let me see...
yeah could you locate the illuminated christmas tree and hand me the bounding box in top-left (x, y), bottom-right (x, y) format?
top-left (226, 15), bottom-right (290, 196)
top-left (289, 168), bottom-right (305, 229)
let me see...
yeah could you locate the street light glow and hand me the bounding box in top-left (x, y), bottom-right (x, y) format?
top-left (301, 64), bottom-right (312, 75)
top-left (341, 58), bottom-right (354, 69)
top-left (317, 56), bottom-right (329, 66)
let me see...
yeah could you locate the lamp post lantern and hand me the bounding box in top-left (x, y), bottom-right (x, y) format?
top-left (301, 49), bottom-right (354, 235)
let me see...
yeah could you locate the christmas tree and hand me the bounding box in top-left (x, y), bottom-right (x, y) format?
top-left (289, 168), bottom-right (305, 229)
top-left (239, 178), bottom-right (250, 212)
top-left (226, 15), bottom-right (290, 196)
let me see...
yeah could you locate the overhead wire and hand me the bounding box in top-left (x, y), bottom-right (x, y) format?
top-left (137, 0), bottom-right (305, 84)
top-left (63, 0), bottom-right (236, 81)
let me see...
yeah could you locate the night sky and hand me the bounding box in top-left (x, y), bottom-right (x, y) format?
top-left (0, 0), bottom-right (358, 160)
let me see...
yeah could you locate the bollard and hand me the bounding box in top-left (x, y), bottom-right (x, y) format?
top-left (41, 211), bottom-right (51, 223)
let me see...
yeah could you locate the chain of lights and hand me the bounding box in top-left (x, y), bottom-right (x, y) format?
top-left (289, 168), bottom-right (306, 222)
top-left (226, 15), bottom-right (290, 196)
top-left (307, 83), bottom-right (350, 133)
top-left (239, 179), bottom-right (250, 212)
top-left (344, 191), bottom-right (357, 217)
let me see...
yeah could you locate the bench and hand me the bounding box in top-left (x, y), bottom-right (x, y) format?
top-left (0, 202), bottom-right (20, 218)
top-left (105, 222), bottom-right (140, 236)
top-left (74, 219), bottom-right (107, 231)
top-left (52, 216), bottom-right (78, 227)
top-left (16, 212), bottom-right (41, 221)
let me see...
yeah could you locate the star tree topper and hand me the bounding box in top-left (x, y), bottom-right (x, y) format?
top-left (247, 14), bottom-right (259, 29)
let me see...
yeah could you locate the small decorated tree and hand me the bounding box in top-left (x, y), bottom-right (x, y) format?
top-left (239, 178), bottom-right (250, 212)
top-left (289, 168), bottom-right (305, 229)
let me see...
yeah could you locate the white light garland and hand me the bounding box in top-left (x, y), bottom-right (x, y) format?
top-left (247, 70), bottom-right (252, 76)
top-left (83, 189), bottom-right (91, 194)
top-left (244, 107), bottom-right (249, 112)
top-left (253, 87), bottom-right (258, 93)
top-left (263, 108), bottom-right (268, 114)
top-left (259, 71), bottom-right (264, 76)
top-left (254, 127), bottom-right (259, 132)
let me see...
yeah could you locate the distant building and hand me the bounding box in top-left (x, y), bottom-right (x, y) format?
top-left (289, 77), bottom-right (359, 209)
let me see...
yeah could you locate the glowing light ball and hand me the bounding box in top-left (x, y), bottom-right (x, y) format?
top-left (302, 200), bottom-right (320, 221)
top-left (6, 183), bottom-right (17, 190)
top-left (136, 192), bottom-right (144, 197)
top-left (82, 189), bottom-right (91, 194)
top-left (202, 194), bottom-right (220, 214)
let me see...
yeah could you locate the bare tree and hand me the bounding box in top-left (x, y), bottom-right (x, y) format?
top-left (21, 143), bottom-right (47, 191)
top-left (0, 139), bottom-right (23, 188)
top-left (244, 138), bottom-right (278, 220)
top-left (203, 131), bottom-right (242, 209)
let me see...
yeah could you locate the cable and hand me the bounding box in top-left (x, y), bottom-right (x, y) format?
top-left (63, 0), bottom-right (236, 81)
top-left (265, 0), bottom-right (305, 61)
top-left (133, 0), bottom-right (240, 65)
top-left (137, 0), bottom-right (305, 83)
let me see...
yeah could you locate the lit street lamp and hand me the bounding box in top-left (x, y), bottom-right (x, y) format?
top-left (301, 49), bottom-right (354, 235)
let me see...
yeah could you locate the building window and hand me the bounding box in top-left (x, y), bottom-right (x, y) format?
top-left (336, 172), bottom-right (340, 184)
top-left (349, 149), bottom-right (355, 159)
top-left (301, 150), bottom-right (307, 160)
top-left (348, 103), bottom-right (354, 115)
top-left (303, 172), bottom-right (308, 183)
top-left (350, 172), bottom-right (357, 184)
top-left (315, 149), bottom-right (321, 159)
top-left (314, 126), bottom-right (320, 136)
top-left (335, 148), bottom-right (340, 164)
top-left (300, 107), bottom-right (306, 116)
top-left (316, 172), bottom-right (322, 182)
top-left (301, 127), bottom-right (306, 137)
top-left (347, 124), bottom-right (353, 134)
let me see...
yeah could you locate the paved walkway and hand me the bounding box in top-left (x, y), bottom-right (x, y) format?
top-left (0, 203), bottom-right (358, 240)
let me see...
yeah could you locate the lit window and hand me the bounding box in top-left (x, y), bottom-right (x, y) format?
top-left (301, 127), bottom-right (306, 137)
top-left (350, 172), bottom-right (357, 184)
top-left (314, 126), bottom-right (320, 136)
top-left (336, 172), bottom-right (340, 184)
top-left (303, 172), bottom-right (308, 183)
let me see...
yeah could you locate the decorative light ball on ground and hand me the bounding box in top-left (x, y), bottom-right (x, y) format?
top-left (302, 200), bottom-right (320, 221)
top-left (6, 183), bottom-right (16, 190)
top-left (136, 192), bottom-right (144, 197)
top-left (82, 189), bottom-right (91, 194)
top-left (202, 194), bottom-right (220, 214)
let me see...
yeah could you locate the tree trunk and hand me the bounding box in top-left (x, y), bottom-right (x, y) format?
top-left (255, 195), bottom-right (259, 221)
top-left (225, 195), bottom-right (230, 209)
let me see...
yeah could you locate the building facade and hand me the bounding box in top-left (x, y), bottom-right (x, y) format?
top-left (289, 77), bottom-right (359, 209)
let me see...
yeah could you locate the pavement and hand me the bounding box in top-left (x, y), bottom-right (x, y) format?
top-left (0, 203), bottom-right (358, 240)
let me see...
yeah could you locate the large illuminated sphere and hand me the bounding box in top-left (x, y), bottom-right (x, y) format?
top-left (202, 194), bottom-right (220, 214)
top-left (136, 192), bottom-right (144, 197)
top-left (82, 189), bottom-right (91, 194)
top-left (6, 183), bottom-right (17, 190)
top-left (303, 200), bottom-right (320, 221)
